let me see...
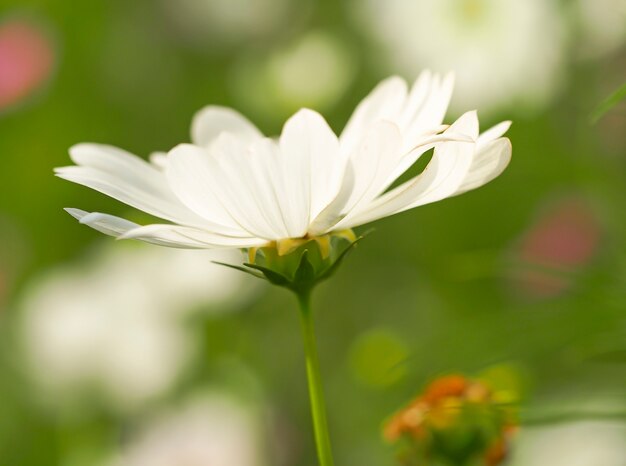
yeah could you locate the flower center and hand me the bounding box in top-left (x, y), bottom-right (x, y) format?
top-left (248, 230), bottom-right (356, 263)
top-left (460, 0), bottom-right (485, 21)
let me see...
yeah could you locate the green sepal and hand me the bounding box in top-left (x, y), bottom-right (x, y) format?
top-left (294, 250), bottom-right (316, 285)
top-left (212, 261), bottom-right (265, 279)
top-left (216, 231), bottom-right (362, 296)
top-left (244, 263), bottom-right (291, 286)
top-left (318, 237), bottom-right (361, 281)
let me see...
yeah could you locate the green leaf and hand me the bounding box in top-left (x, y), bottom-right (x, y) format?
top-left (591, 81), bottom-right (626, 123)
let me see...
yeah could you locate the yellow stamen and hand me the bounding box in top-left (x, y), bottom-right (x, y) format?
top-left (248, 247), bottom-right (259, 264)
top-left (314, 235), bottom-right (331, 259)
top-left (333, 229), bottom-right (357, 243)
top-left (277, 237), bottom-right (307, 256)
top-left (248, 229), bottom-right (357, 262)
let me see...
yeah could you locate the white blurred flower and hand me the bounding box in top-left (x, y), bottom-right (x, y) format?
top-left (161, 0), bottom-right (296, 48)
top-left (20, 244), bottom-right (253, 409)
top-left (57, 72), bottom-right (511, 249)
top-left (107, 394), bottom-right (265, 466)
top-left (354, 0), bottom-right (566, 115)
top-left (510, 422), bottom-right (626, 466)
top-left (234, 31), bottom-right (356, 116)
top-left (573, 0), bottom-right (626, 59)
top-left (115, 246), bottom-right (255, 315)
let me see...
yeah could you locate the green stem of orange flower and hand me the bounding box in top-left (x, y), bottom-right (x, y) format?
top-left (297, 291), bottom-right (335, 466)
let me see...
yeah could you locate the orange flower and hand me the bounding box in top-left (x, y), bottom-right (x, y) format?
top-left (384, 374), bottom-right (517, 466)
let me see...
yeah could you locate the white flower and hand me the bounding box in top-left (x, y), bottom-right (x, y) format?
top-left (119, 246), bottom-right (258, 314)
top-left (509, 421), bottom-right (626, 466)
top-left (56, 71), bottom-right (512, 250)
top-left (353, 0), bottom-right (565, 114)
top-left (20, 244), bottom-right (253, 409)
top-left (265, 32), bottom-right (355, 109)
top-left (107, 394), bottom-right (265, 466)
top-left (233, 31), bottom-right (356, 117)
top-left (161, 0), bottom-right (293, 48)
top-left (572, 0), bottom-right (626, 59)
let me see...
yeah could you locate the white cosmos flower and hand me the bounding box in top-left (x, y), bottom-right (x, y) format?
top-left (354, 0), bottom-right (565, 115)
top-left (573, 0), bottom-right (626, 59)
top-left (107, 394), bottom-right (266, 466)
top-left (509, 421), bottom-right (626, 466)
top-left (56, 72), bottom-right (512, 250)
top-left (161, 0), bottom-right (293, 48)
top-left (20, 243), bottom-right (253, 409)
top-left (233, 31), bottom-right (356, 118)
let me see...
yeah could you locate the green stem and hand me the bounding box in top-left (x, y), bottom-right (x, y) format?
top-left (297, 292), bottom-right (335, 466)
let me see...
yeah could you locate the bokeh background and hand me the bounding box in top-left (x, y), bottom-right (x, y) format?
top-left (1, 0), bottom-right (625, 465)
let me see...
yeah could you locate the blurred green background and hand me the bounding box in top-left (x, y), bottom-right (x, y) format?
top-left (0, 1), bottom-right (625, 465)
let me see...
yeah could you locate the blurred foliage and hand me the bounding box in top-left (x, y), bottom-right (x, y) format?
top-left (591, 81), bottom-right (626, 123)
top-left (0, 0), bottom-right (625, 465)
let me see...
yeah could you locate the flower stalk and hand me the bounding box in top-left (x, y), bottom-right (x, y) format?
top-left (297, 291), bottom-right (335, 466)
top-left (56, 70), bottom-right (513, 466)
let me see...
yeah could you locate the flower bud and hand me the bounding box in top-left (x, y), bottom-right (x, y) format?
top-left (384, 374), bottom-right (517, 466)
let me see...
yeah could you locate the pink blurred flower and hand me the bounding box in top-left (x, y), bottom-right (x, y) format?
top-left (0, 19), bottom-right (55, 110)
top-left (508, 198), bottom-right (603, 299)
top-left (520, 199), bottom-right (600, 267)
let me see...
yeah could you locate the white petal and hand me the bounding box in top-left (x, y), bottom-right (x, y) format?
top-left (244, 138), bottom-right (294, 238)
top-left (340, 144), bottom-right (472, 228)
top-left (278, 108), bottom-right (343, 236)
top-left (64, 208), bottom-right (204, 248)
top-left (316, 126), bottom-right (472, 234)
top-left (308, 160), bottom-right (356, 236)
top-left (65, 208), bottom-right (139, 237)
top-left (149, 151), bottom-right (168, 170)
top-left (448, 110), bottom-right (480, 140)
top-left (336, 72), bottom-right (456, 215)
top-left (341, 71), bottom-right (454, 158)
top-left (339, 76), bottom-right (408, 156)
top-left (477, 121), bottom-right (512, 146)
top-left (401, 72), bottom-right (455, 149)
top-left (340, 111), bottom-right (498, 228)
top-left (165, 143), bottom-right (255, 235)
top-left (209, 134), bottom-right (291, 239)
top-left (310, 119), bottom-right (407, 235)
top-left (119, 224), bottom-right (268, 249)
top-left (338, 113), bottom-right (480, 228)
top-left (396, 70), bottom-right (434, 128)
top-left (336, 120), bottom-right (403, 218)
top-left (191, 106), bottom-right (263, 147)
top-left (68, 143), bottom-right (158, 175)
top-left (65, 208), bottom-right (265, 249)
top-left (365, 73), bottom-right (456, 187)
top-left (168, 141), bottom-right (288, 240)
top-left (56, 144), bottom-right (210, 228)
top-left (378, 131), bottom-right (475, 197)
top-left (456, 138), bottom-right (512, 195)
